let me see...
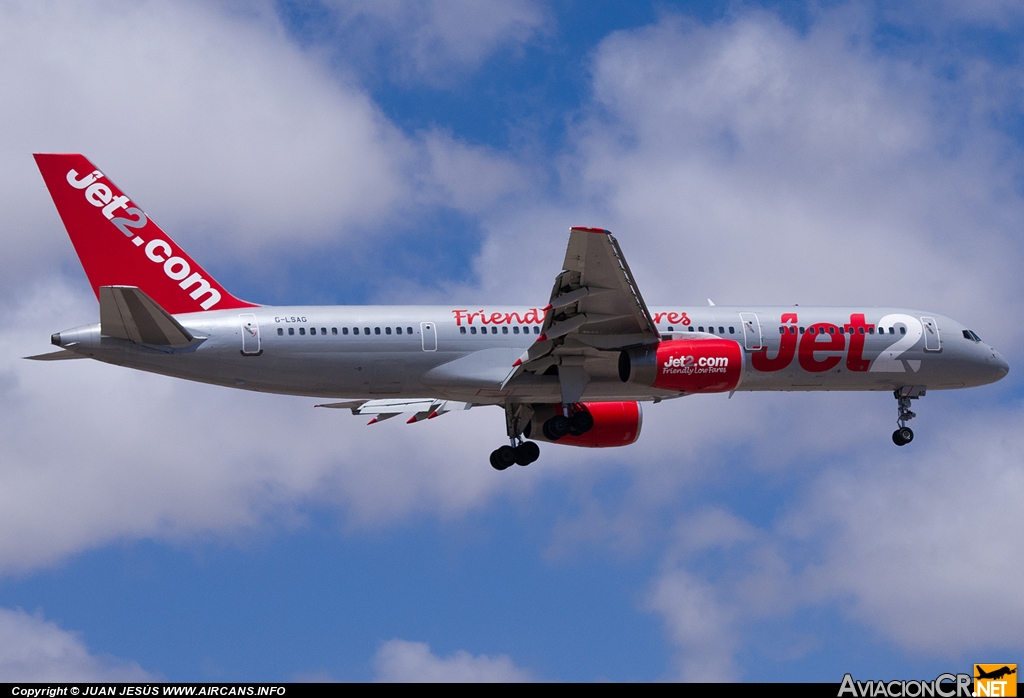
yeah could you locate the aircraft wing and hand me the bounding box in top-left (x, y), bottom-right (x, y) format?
top-left (506, 227), bottom-right (660, 402)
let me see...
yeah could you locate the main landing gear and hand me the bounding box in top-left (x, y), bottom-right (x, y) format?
top-left (490, 403), bottom-right (542, 470)
top-left (489, 403), bottom-right (596, 470)
top-left (489, 440), bottom-right (540, 470)
top-left (892, 387), bottom-right (924, 446)
top-left (541, 410), bottom-right (594, 440)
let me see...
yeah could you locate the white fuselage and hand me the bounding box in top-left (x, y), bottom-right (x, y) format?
top-left (54, 304), bottom-right (1009, 404)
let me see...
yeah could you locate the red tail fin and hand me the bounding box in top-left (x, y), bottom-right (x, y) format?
top-left (35, 154), bottom-right (256, 314)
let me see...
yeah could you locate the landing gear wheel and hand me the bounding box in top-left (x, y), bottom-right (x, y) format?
top-left (568, 411), bottom-right (594, 436)
top-left (514, 441), bottom-right (541, 465)
top-left (892, 427), bottom-right (914, 446)
top-left (542, 415), bottom-right (570, 441)
top-left (489, 445), bottom-right (517, 470)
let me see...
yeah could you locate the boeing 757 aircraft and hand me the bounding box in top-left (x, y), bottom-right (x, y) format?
top-left (31, 154), bottom-right (1009, 469)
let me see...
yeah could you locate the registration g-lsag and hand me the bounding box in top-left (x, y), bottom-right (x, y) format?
top-left (31, 155), bottom-right (1010, 469)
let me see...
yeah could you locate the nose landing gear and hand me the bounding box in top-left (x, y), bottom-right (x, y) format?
top-left (892, 426), bottom-right (914, 446)
top-left (892, 387), bottom-right (924, 446)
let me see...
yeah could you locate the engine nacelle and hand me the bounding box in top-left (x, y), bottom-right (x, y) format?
top-left (525, 402), bottom-right (643, 448)
top-left (618, 338), bottom-right (743, 393)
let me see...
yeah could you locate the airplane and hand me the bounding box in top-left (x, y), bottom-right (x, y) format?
top-left (975, 666), bottom-right (1016, 681)
top-left (29, 154), bottom-right (1010, 470)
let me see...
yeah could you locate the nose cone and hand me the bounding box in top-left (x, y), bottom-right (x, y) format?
top-left (989, 349), bottom-right (1010, 382)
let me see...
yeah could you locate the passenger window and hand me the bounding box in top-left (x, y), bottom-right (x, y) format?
top-left (534, 326), bottom-right (540, 334)
top-left (460, 327), bottom-right (466, 334)
top-left (868, 327), bottom-right (874, 334)
top-left (779, 327), bottom-right (785, 334)
top-left (808, 327), bottom-right (815, 335)
top-left (900, 327), bottom-right (906, 335)
top-left (729, 327), bottom-right (735, 334)
top-left (513, 326), bottom-right (519, 334)
top-left (332, 328), bottom-right (337, 335)
top-left (471, 326), bottom-right (477, 335)
top-left (839, 327), bottom-right (844, 334)
top-left (789, 326), bottom-right (796, 334)
top-left (688, 326), bottom-right (694, 332)
top-left (858, 327), bottom-right (864, 335)
top-left (719, 327), bottom-right (724, 334)
top-left (342, 327), bottom-right (349, 335)
top-left (277, 328), bottom-right (283, 336)
top-left (386, 327), bottom-right (392, 335)
top-left (310, 328), bottom-right (316, 335)
top-left (502, 326), bottom-right (508, 334)
top-left (698, 326), bottom-right (704, 332)
top-left (299, 328), bottom-right (306, 335)
top-left (353, 327), bottom-right (359, 335)
top-left (364, 327), bottom-right (370, 335)
top-left (396, 327), bottom-right (402, 335)
top-left (491, 327), bottom-right (497, 334)
top-left (288, 328), bottom-right (294, 335)
top-left (321, 328), bottom-right (327, 335)
top-left (799, 327), bottom-right (805, 334)
top-left (407, 327), bottom-right (413, 334)
top-left (667, 326), bottom-right (674, 331)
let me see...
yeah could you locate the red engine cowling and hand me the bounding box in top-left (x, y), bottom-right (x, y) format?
top-left (526, 402), bottom-right (643, 448)
top-left (619, 338), bottom-right (743, 393)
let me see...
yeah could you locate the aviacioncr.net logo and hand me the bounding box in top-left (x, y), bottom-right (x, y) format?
top-left (839, 673), bottom-right (973, 698)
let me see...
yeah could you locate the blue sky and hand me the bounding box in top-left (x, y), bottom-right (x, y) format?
top-left (1, 0), bottom-right (1023, 682)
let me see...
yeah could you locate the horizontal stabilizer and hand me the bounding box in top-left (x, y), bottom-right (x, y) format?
top-left (24, 349), bottom-right (86, 361)
top-left (100, 285), bottom-right (195, 348)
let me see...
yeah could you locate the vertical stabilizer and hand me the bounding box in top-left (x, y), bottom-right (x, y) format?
top-left (34, 154), bottom-right (256, 314)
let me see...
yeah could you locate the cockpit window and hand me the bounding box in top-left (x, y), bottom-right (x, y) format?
top-left (964, 329), bottom-right (982, 342)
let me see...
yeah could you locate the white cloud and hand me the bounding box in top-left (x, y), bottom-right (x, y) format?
top-left (0, 0), bottom-right (543, 573)
top-left (646, 569), bottom-right (738, 682)
top-left (421, 130), bottom-right (531, 214)
top-left (459, 6), bottom-right (1024, 674)
top-left (322, 0), bottom-right (549, 81)
top-left (0, 0), bottom-right (532, 303)
top-left (467, 9), bottom-right (1024, 352)
top-left (0, 0), bottom-right (406, 290)
top-left (0, 606), bottom-right (155, 681)
top-left (0, 280), bottom-right (557, 575)
top-left (5, 0), bottom-right (1024, 680)
top-left (791, 407), bottom-right (1024, 654)
top-left (373, 639), bottom-right (533, 682)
